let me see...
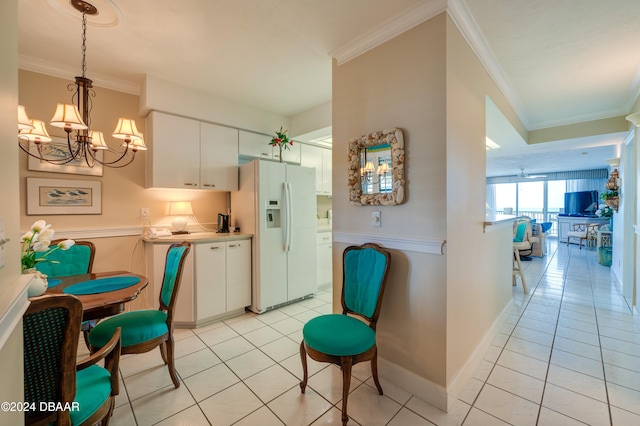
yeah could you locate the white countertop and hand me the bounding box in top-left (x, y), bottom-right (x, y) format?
top-left (317, 219), bottom-right (332, 233)
top-left (143, 232), bottom-right (252, 244)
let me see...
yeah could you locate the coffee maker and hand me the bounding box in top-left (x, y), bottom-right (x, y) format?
top-left (217, 213), bottom-right (230, 233)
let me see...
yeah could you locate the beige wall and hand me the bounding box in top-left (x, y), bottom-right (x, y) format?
top-left (0, 0), bottom-right (27, 423)
top-left (18, 70), bottom-right (228, 308)
top-left (332, 12), bottom-right (513, 407)
top-left (333, 14), bottom-right (450, 386)
top-left (445, 15), bottom-right (512, 383)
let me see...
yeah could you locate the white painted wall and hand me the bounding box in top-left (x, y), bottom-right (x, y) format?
top-left (141, 75), bottom-right (290, 136)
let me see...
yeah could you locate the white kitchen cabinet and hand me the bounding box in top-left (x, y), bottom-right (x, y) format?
top-left (301, 144), bottom-right (332, 195)
top-left (226, 240), bottom-right (252, 311)
top-left (321, 147), bottom-right (332, 195)
top-left (239, 130), bottom-right (275, 160)
top-left (146, 111), bottom-right (200, 189)
top-left (147, 237), bottom-right (252, 327)
top-left (316, 232), bottom-right (332, 288)
top-left (239, 130), bottom-right (301, 164)
top-left (200, 122), bottom-right (239, 190)
top-left (194, 242), bottom-right (226, 319)
top-left (146, 111), bottom-right (238, 190)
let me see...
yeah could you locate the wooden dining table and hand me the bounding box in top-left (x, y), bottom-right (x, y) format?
top-left (43, 270), bottom-right (148, 321)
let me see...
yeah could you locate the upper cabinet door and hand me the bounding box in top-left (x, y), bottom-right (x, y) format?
top-left (300, 144), bottom-right (323, 194)
top-left (275, 142), bottom-right (301, 164)
top-left (238, 130), bottom-right (274, 160)
top-left (300, 144), bottom-right (332, 195)
top-left (200, 123), bottom-right (239, 191)
top-left (146, 111), bottom-right (200, 189)
top-left (321, 147), bottom-right (332, 195)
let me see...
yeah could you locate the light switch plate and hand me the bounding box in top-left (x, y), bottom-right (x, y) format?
top-left (372, 211), bottom-right (381, 227)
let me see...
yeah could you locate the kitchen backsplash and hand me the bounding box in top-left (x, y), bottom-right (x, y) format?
top-left (317, 195), bottom-right (332, 218)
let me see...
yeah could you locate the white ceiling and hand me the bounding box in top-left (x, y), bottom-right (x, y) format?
top-left (18, 0), bottom-right (640, 176)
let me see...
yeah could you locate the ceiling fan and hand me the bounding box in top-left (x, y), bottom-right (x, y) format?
top-left (518, 168), bottom-right (547, 179)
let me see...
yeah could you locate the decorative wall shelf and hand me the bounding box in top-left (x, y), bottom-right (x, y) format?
top-left (604, 197), bottom-right (619, 212)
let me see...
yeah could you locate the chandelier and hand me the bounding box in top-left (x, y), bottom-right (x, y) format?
top-left (360, 148), bottom-right (390, 184)
top-left (17, 0), bottom-right (145, 168)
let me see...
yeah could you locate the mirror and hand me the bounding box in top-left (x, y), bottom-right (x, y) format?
top-left (348, 128), bottom-right (405, 205)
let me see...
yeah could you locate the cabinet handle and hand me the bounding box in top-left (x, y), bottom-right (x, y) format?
top-left (210, 246), bottom-right (221, 250)
top-left (322, 236), bottom-right (329, 241)
top-left (203, 184), bottom-right (215, 187)
top-left (229, 243), bottom-right (240, 248)
top-left (184, 182), bottom-right (198, 186)
top-left (261, 153), bottom-right (271, 157)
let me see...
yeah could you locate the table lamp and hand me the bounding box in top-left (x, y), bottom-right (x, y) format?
top-left (168, 201), bottom-right (193, 234)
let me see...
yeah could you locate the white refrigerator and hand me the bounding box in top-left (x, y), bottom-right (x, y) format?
top-left (231, 159), bottom-right (317, 313)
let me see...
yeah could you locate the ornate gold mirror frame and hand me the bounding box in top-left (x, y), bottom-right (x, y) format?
top-left (347, 128), bottom-right (405, 206)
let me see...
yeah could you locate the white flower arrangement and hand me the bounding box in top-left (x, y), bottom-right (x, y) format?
top-left (21, 220), bottom-right (75, 272)
top-left (595, 203), bottom-right (613, 218)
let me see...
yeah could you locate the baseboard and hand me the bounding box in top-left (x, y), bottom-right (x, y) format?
top-left (379, 298), bottom-right (514, 412)
top-left (378, 357), bottom-right (448, 411)
top-left (445, 299), bottom-right (515, 409)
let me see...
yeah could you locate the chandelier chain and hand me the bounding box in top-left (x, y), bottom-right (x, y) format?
top-left (81, 12), bottom-right (87, 78)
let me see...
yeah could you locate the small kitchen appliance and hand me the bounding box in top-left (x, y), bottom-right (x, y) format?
top-left (217, 213), bottom-right (230, 233)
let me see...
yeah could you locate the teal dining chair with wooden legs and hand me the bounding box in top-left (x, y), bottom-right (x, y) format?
top-left (35, 239), bottom-right (96, 278)
top-left (88, 242), bottom-right (191, 388)
top-left (300, 242), bottom-right (391, 426)
top-left (23, 294), bottom-right (121, 426)
top-left (36, 239), bottom-right (97, 345)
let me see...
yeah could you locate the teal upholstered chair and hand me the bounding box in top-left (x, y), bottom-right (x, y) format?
top-left (88, 242), bottom-right (191, 388)
top-left (35, 239), bottom-right (95, 277)
top-left (36, 239), bottom-right (97, 345)
top-left (300, 243), bottom-right (391, 425)
top-left (23, 294), bottom-right (121, 426)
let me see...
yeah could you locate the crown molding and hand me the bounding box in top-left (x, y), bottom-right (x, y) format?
top-left (446, 0), bottom-right (530, 129)
top-left (19, 54), bottom-right (140, 95)
top-left (329, 0), bottom-right (448, 66)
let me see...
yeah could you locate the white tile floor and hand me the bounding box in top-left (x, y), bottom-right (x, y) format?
top-left (92, 237), bottom-right (640, 425)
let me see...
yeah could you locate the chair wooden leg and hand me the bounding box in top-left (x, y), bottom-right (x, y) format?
top-left (340, 356), bottom-right (353, 426)
top-left (164, 338), bottom-right (180, 388)
top-left (160, 341), bottom-right (168, 365)
top-left (370, 347), bottom-right (383, 395)
top-left (299, 341), bottom-right (308, 393)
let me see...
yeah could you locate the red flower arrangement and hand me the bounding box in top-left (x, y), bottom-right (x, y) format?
top-left (269, 127), bottom-right (293, 162)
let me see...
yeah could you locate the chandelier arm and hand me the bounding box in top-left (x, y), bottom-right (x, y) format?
top-left (92, 146), bottom-right (136, 168)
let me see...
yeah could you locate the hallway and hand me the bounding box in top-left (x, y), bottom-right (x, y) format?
top-left (107, 238), bottom-right (640, 425)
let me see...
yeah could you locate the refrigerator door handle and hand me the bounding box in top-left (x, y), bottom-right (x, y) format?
top-left (284, 182), bottom-right (293, 252)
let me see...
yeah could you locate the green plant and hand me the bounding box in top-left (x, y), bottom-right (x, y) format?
top-left (269, 127), bottom-right (293, 151)
top-left (600, 189), bottom-right (618, 200)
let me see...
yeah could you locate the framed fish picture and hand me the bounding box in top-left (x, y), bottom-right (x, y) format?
top-left (27, 178), bottom-right (102, 215)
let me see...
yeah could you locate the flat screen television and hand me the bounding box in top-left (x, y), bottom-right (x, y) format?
top-left (563, 190), bottom-right (598, 216)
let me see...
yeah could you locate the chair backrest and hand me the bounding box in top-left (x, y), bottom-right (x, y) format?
top-left (513, 219), bottom-right (531, 242)
top-left (341, 243), bottom-right (391, 329)
top-left (35, 239), bottom-right (95, 277)
top-left (23, 294), bottom-right (83, 425)
top-left (159, 242), bottom-right (191, 316)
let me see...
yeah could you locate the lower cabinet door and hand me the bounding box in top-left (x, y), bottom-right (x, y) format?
top-left (195, 242), bottom-right (226, 320)
top-left (226, 240), bottom-right (251, 311)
